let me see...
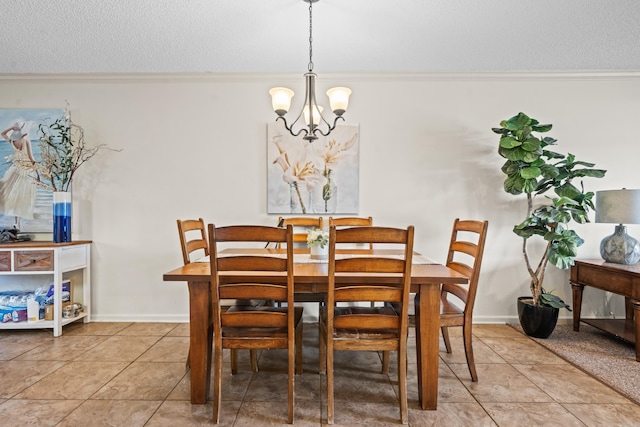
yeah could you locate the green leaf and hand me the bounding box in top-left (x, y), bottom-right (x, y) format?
top-left (492, 127), bottom-right (509, 135)
top-left (522, 150), bottom-right (541, 163)
top-left (503, 112), bottom-right (531, 131)
top-left (521, 137), bottom-right (541, 152)
top-left (501, 161), bottom-right (520, 175)
top-left (539, 164), bottom-right (560, 179)
top-left (499, 145), bottom-right (528, 161)
top-left (520, 178), bottom-right (538, 194)
top-left (542, 149), bottom-right (564, 159)
top-left (539, 291), bottom-right (571, 310)
top-left (531, 123), bottom-right (552, 132)
top-left (571, 169), bottom-right (607, 179)
top-left (520, 166), bottom-right (541, 179)
top-left (499, 136), bottom-right (521, 149)
top-left (504, 175), bottom-right (524, 195)
top-left (555, 182), bottom-right (582, 200)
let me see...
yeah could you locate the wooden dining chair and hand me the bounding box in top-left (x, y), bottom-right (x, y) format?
top-left (276, 216), bottom-right (326, 306)
top-left (319, 225), bottom-right (414, 425)
top-left (176, 218), bottom-right (260, 373)
top-left (328, 216), bottom-right (374, 251)
top-left (437, 218), bottom-right (488, 382)
top-left (329, 217), bottom-right (375, 308)
top-left (275, 216), bottom-right (323, 248)
top-left (209, 224), bottom-right (303, 424)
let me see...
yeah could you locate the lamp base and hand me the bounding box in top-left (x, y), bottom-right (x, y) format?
top-left (600, 225), bottom-right (640, 264)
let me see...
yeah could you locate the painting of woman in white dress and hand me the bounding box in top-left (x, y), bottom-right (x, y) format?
top-left (0, 123), bottom-right (40, 219)
top-left (0, 109), bottom-right (63, 232)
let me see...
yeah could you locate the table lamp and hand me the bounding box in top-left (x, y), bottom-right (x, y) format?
top-left (595, 189), bottom-right (640, 264)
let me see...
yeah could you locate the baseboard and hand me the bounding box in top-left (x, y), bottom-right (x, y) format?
top-left (90, 314), bottom-right (189, 323)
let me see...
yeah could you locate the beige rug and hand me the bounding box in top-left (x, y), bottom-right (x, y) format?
top-left (510, 323), bottom-right (640, 405)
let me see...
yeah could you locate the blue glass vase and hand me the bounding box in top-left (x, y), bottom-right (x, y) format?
top-left (53, 191), bottom-right (72, 243)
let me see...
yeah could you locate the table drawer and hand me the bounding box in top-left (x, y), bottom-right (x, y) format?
top-left (0, 251), bottom-right (10, 271)
top-left (60, 245), bottom-right (87, 271)
top-left (14, 250), bottom-right (54, 271)
top-left (574, 262), bottom-right (636, 297)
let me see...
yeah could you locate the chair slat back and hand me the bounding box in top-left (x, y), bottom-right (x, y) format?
top-left (177, 218), bottom-right (208, 264)
top-left (442, 219), bottom-right (489, 315)
top-left (329, 217), bottom-right (372, 227)
top-left (327, 225), bottom-right (414, 331)
top-left (276, 216), bottom-right (323, 248)
top-left (329, 216), bottom-right (373, 250)
top-left (210, 224), bottom-right (294, 329)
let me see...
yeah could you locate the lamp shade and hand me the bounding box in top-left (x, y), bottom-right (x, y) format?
top-left (326, 87), bottom-right (351, 116)
top-left (303, 105), bottom-right (323, 126)
top-left (269, 87), bottom-right (295, 116)
top-left (595, 189), bottom-right (640, 224)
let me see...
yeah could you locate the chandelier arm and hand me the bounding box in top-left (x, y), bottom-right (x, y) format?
top-left (312, 115), bottom-right (345, 138)
top-left (315, 106), bottom-right (333, 129)
top-left (276, 116), bottom-right (309, 139)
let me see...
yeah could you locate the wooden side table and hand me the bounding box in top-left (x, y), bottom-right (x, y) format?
top-left (570, 259), bottom-right (640, 361)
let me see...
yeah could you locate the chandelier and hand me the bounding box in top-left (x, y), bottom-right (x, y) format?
top-left (269, 0), bottom-right (352, 142)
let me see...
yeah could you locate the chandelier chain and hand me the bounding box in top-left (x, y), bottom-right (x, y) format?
top-left (308, 0), bottom-right (313, 72)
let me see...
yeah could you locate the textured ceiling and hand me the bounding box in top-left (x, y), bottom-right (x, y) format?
top-left (1, 0), bottom-right (639, 74)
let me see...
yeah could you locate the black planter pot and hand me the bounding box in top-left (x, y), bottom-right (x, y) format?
top-left (517, 296), bottom-right (559, 338)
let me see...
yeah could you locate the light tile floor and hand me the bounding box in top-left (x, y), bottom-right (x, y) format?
top-left (0, 322), bottom-right (639, 426)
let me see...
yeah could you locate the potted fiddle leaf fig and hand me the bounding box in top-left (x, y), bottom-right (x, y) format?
top-left (492, 112), bottom-right (606, 338)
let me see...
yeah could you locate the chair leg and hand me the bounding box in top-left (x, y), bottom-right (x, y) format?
top-left (398, 346), bottom-right (408, 424)
top-left (288, 340), bottom-right (295, 423)
top-left (212, 340), bottom-right (223, 423)
top-left (250, 350), bottom-right (259, 372)
top-left (462, 322), bottom-right (478, 382)
top-left (326, 342), bottom-right (334, 425)
top-left (441, 326), bottom-right (452, 353)
top-left (230, 349), bottom-right (238, 375)
top-left (319, 319), bottom-right (327, 375)
top-left (381, 351), bottom-right (390, 374)
top-left (295, 322), bottom-right (303, 375)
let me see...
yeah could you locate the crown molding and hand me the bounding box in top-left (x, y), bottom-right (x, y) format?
top-left (1, 71), bottom-right (639, 84)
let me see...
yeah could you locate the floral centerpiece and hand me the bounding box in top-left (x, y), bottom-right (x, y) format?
top-left (307, 228), bottom-right (329, 259)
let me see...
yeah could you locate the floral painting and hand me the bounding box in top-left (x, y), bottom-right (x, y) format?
top-left (267, 121), bottom-right (359, 214)
top-left (0, 109), bottom-right (64, 232)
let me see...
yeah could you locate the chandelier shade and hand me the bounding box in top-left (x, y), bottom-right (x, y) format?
top-left (327, 87), bottom-right (352, 115)
top-left (269, 0), bottom-right (351, 141)
top-left (269, 87), bottom-right (295, 116)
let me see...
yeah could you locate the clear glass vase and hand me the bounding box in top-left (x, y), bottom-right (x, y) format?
top-left (312, 169), bottom-right (338, 214)
top-left (289, 181), bottom-right (310, 214)
top-left (53, 191), bottom-right (72, 243)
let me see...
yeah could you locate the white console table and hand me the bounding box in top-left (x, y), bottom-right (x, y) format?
top-left (0, 241), bottom-right (91, 337)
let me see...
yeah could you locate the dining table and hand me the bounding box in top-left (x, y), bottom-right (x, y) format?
top-left (162, 248), bottom-right (469, 410)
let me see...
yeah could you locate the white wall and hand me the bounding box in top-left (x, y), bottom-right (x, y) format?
top-left (1, 72), bottom-right (638, 324)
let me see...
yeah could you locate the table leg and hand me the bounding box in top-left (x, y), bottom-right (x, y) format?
top-left (625, 297), bottom-right (634, 321)
top-left (415, 283), bottom-right (440, 410)
top-left (187, 280), bottom-right (212, 404)
top-left (571, 282), bottom-right (584, 332)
